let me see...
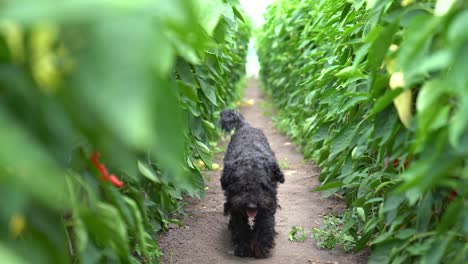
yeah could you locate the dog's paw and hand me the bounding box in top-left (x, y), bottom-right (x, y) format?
top-left (253, 246), bottom-right (271, 259)
top-left (234, 245), bottom-right (252, 258)
top-left (224, 214), bottom-right (231, 224)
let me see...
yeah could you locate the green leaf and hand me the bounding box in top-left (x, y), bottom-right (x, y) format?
top-left (448, 10), bottom-right (468, 43)
top-left (195, 0), bottom-right (224, 35)
top-left (372, 88), bottom-right (404, 114)
top-left (413, 49), bottom-right (453, 75)
top-left (416, 80), bottom-right (444, 112)
top-left (312, 126), bottom-right (329, 142)
top-left (367, 21), bottom-right (399, 71)
top-left (138, 161), bottom-right (160, 183)
top-left (437, 197), bottom-right (463, 234)
top-left (198, 77), bottom-right (218, 106)
top-left (398, 152), bottom-right (455, 193)
top-left (177, 80), bottom-right (199, 102)
top-left (449, 97), bottom-right (468, 148)
top-left (232, 6), bottom-right (245, 23)
top-left (382, 195), bottom-right (405, 213)
top-left (194, 140), bottom-right (212, 168)
top-left (335, 66), bottom-right (366, 79)
top-left (123, 196), bottom-right (148, 258)
top-left (398, 13), bottom-right (438, 76)
top-left (406, 241), bottom-right (431, 256)
top-left (71, 16), bottom-right (158, 151)
top-left (81, 202), bottom-right (130, 261)
top-left (0, 109), bottom-right (67, 210)
top-left (0, 244), bottom-right (28, 264)
top-left (395, 228), bottom-right (417, 240)
top-left (356, 207), bottom-right (366, 222)
top-left (421, 236), bottom-right (452, 264)
top-left (330, 125), bottom-right (358, 158)
top-left (153, 78), bottom-right (187, 187)
top-left (313, 181), bottom-right (343, 191)
top-left (416, 192), bottom-right (433, 231)
top-left (366, 0), bottom-right (378, 10)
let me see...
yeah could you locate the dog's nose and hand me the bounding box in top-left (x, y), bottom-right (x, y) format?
top-left (246, 203), bottom-right (257, 210)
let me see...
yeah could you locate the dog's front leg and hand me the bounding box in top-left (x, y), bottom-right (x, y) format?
top-left (252, 216), bottom-right (275, 258)
top-left (230, 216), bottom-right (253, 257)
top-left (223, 202), bottom-right (230, 216)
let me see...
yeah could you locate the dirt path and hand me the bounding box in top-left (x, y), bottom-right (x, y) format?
top-left (158, 79), bottom-right (366, 264)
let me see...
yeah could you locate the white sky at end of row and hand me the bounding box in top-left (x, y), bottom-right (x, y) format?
top-left (239, 0), bottom-right (273, 28)
top-left (238, 0), bottom-right (273, 77)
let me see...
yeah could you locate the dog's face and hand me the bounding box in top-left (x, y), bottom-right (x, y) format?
top-left (230, 186), bottom-right (276, 230)
top-left (229, 185), bottom-right (276, 216)
top-left (222, 156), bottom-right (284, 230)
top-left (224, 165), bottom-right (278, 229)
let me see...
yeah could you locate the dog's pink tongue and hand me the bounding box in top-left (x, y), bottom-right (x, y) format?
top-left (247, 209), bottom-right (257, 218)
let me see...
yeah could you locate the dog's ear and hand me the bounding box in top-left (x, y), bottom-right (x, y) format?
top-left (221, 163), bottom-right (234, 190)
top-left (270, 160), bottom-right (285, 183)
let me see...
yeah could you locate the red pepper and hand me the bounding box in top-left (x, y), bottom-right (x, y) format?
top-left (108, 174), bottom-right (124, 188)
top-left (448, 191), bottom-right (458, 202)
top-left (90, 151), bottom-right (124, 188)
top-left (392, 158), bottom-right (411, 169)
top-left (403, 159), bottom-right (410, 169)
top-left (97, 164), bottom-right (109, 181)
top-left (90, 151), bottom-right (100, 166)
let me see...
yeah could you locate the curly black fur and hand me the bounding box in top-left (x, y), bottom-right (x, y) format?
top-left (220, 109), bottom-right (284, 258)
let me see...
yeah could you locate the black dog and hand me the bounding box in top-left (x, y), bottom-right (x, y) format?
top-left (220, 109), bottom-right (284, 258)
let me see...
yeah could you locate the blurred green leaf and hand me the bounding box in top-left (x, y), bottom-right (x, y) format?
top-left (194, 0), bottom-right (224, 35)
top-left (449, 97), bottom-right (468, 148)
top-left (153, 78), bottom-right (187, 187)
top-left (0, 244), bottom-right (27, 264)
top-left (437, 197), bottom-right (463, 234)
top-left (0, 0), bottom-right (250, 262)
top-left (448, 10), bottom-right (468, 43)
top-left (421, 236), bottom-right (452, 264)
top-left (81, 202), bottom-right (130, 261)
top-left (366, 21), bottom-right (399, 71)
top-left (0, 110), bottom-right (67, 209)
top-left (372, 88), bottom-right (403, 114)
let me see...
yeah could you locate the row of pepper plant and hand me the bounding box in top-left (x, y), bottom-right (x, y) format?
top-left (257, 0), bottom-right (467, 263)
top-left (0, 0), bottom-right (250, 263)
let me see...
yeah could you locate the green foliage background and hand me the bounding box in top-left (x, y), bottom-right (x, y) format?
top-left (0, 0), bottom-right (250, 263)
top-left (257, 0), bottom-right (467, 262)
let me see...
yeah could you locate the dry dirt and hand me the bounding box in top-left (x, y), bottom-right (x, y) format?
top-left (158, 79), bottom-right (367, 264)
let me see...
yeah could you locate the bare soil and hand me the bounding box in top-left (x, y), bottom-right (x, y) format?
top-left (158, 79), bottom-right (367, 264)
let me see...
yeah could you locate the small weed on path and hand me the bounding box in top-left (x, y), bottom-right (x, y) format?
top-left (288, 226), bottom-right (306, 242)
top-left (288, 215), bottom-right (355, 253)
top-left (312, 216), bottom-right (356, 252)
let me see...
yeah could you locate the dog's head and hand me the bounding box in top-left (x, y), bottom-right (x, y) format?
top-left (228, 186), bottom-right (277, 219)
top-left (222, 158), bottom-right (282, 223)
